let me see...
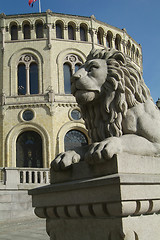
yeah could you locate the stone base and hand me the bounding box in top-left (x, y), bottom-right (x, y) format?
top-left (0, 190), bottom-right (34, 221)
top-left (46, 215), bottom-right (160, 240)
top-left (29, 153), bottom-right (160, 240)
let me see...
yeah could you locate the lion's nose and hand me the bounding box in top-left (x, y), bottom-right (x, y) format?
top-left (71, 73), bottom-right (81, 83)
top-left (71, 67), bottom-right (85, 82)
top-left (73, 74), bottom-right (81, 80)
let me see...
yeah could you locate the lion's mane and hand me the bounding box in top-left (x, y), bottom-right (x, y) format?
top-left (79, 48), bottom-right (151, 142)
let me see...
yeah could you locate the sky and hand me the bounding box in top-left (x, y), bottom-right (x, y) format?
top-left (0, 0), bottom-right (160, 102)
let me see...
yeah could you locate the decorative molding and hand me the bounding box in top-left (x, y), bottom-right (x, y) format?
top-left (57, 103), bottom-right (78, 108)
top-left (34, 199), bottom-right (160, 220)
top-left (8, 103), bottom-right (48, 110)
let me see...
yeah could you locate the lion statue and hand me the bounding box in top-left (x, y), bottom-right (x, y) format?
top-left (52, 48), bottom-right (160, 170)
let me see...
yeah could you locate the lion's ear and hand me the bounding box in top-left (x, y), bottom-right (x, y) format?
top-left (112, 52), bottom-right (126, 64)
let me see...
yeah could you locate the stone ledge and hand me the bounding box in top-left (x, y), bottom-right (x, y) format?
top-left (34, 199), bottom-right (160, 219)
top-left (50, 153), bottom-right (160, 184)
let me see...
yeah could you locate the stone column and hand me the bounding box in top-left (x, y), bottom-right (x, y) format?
top-left (29, 153), bottom-right (160, 240)
top-left (1, 27), bottom-right (5, 51)
top-left (47, 24), bottom-right (52, 49)
top-left (63, 25), bottom-right (68, 40)
top-left (76, 27), bottom-right (80, 42)
top-left (18, 25), bottom-right (23, 40)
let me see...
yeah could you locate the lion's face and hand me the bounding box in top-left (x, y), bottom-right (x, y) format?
top-left (71, 59), bottom-right (107, 105)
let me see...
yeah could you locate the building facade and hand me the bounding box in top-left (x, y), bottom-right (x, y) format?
top-left (0, 10), bottom-right (142, 170)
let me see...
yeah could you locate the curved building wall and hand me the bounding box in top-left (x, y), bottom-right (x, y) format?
top-left (0, 10), bottom-right (142, 168)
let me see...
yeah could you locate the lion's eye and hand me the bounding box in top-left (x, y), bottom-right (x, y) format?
top-left (88, 64), bottom-right (99, 72)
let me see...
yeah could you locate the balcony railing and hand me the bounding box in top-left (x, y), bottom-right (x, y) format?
top-left (0, 167), bottom-right (50, 190)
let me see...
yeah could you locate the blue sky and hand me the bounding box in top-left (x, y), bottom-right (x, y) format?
top-left (0, 0), bottom-right (160, 102)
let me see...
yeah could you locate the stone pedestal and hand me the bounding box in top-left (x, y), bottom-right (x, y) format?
top-left (29, 153), bottom-right (160, 240)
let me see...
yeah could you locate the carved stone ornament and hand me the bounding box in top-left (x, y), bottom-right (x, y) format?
top-left (19, 54), bottom-right (37, 65)
top-left (29, 48), bottom-right (160, 240)
top-left (52, 48), bottom-right (160, 171)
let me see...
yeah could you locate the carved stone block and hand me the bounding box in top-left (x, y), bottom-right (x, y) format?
top-left (29, 154), bottom-right (160, 240)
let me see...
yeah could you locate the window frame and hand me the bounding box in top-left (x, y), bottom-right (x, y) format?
top-left (56, 21), bottom-right (64, 39)
top-left (63, 54), bottom-right (83, 94)
top-left (64, 129), bottom-right (88, 152)
top-left (23, 23), bottom-right (31, 39)
top-left (35, 21), bottom-right (44, 39)
top-left (17, 54), bottom-right (39, 95)
top-left (11, 24), bottom-right (18, 40)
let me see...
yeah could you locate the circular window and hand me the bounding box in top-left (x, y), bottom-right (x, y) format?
top-left (70, 109), bottom-right (81, 120)
top-left (22, 110), bottom-right (34, 121)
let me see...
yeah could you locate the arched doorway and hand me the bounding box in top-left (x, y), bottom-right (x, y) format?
top-left (16, 131), bottom-right (43, 168)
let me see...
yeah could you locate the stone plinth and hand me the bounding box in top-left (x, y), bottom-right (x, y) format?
top-left (29, 153), bottom-right (160, 240)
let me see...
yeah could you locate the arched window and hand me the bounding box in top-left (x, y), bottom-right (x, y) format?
top-left (68, 23), bottom-right (75, 40)
top-left (80, 24), bottom-right (87, 41)
top-left (97, 28), bottom-right (104, 45)
top-left (56, 22), bottom-right (63, 39)
top-left (63, 54), bottom-right (83, 94)
top-left (18, 54), bottom-right (39, 95)
top-left (106, 31), bottom-right (113, 48)
top-left (131, 45), bottom-right (135, 60)
top-left (126, 40), bottom-right (131, 56)
top-left (64, 130), bottom-right (88, 151)
top-left (23, 24), bottom-right (31, 39)
top-left (11, 24), bottom-right (18, 40)
top-left (36, 22), bottom-right (43, 38)
top-left (135, 49), bottom-right (139, 64)
top-left (115, 34), bottom-right (121, 50)
top-left (16, 131), bottom-right (43, 168)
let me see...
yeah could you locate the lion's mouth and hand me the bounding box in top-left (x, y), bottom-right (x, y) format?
top-left (71, 84), bottom-right (100, 96)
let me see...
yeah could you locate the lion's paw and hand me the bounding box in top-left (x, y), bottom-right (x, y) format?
top-left (51, 151), bottom-right (81, 171)
top-left (84, 137), bottom-right (122, 164)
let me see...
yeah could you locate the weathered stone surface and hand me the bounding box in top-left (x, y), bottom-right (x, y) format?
top-left (29, 48), bottom-right (160, 239)
top-left (0, 190), bottom-right (34, 221)
top-left (51, 153), bottom-right (160, 183)
top-left (29, 154), bottom-right (160, 239)
top-left (51, 48), bottom-right (160, 171)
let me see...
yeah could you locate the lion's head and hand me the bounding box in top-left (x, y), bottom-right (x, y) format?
top-left (71, 48), bottom-right (151, 142)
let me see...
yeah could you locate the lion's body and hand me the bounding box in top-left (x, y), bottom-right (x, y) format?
top-left (52, 48), bottom-right (160, 170)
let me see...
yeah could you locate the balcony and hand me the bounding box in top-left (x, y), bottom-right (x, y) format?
top-left (0, 167), bottom-right (50, 190)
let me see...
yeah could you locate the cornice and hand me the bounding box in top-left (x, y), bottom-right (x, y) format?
top-left (34, 199), bottom-right (160, 219)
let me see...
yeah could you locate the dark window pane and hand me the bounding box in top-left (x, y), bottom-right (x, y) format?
top-left (115, 35), bottom-right (121, 50)
top-left (97, 31), bottom-right (102, 45)
top-left (64, 130), bottom-right (88, 151)
top-left (11, 25), bottom-right (18, 40)
top-left (71, 109), bottom-right (81, 120)
top-left (68, 25), bottom-right (74, 40)
top-left (23, 24), bottom-right (31, 39)
top-left (16, 131), bottom-right (43, 168)
top-left (30, 63), bottom-right (39, 94)
top-left (115, 38), bottom-right (119, 50)
top-left (64, 63), bottom-right (71, 94)
top-left (75, 64), bottom-right (80, 73)
top-left (80, 26), bottom-right (86, 41)
top-left (106, 33), bottom-right (112, 48)
top-left (22, 110), bottom-right (34, 121)
top-left (18, 64), bottom-right (26, 95)
top-left (56, 23), bottom-right (63, 39)
top-left (36, 23), bottom-right (43, 38)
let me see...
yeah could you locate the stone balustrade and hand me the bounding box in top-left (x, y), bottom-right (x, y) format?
top-left (0, 167), bottom-right (50, 190)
